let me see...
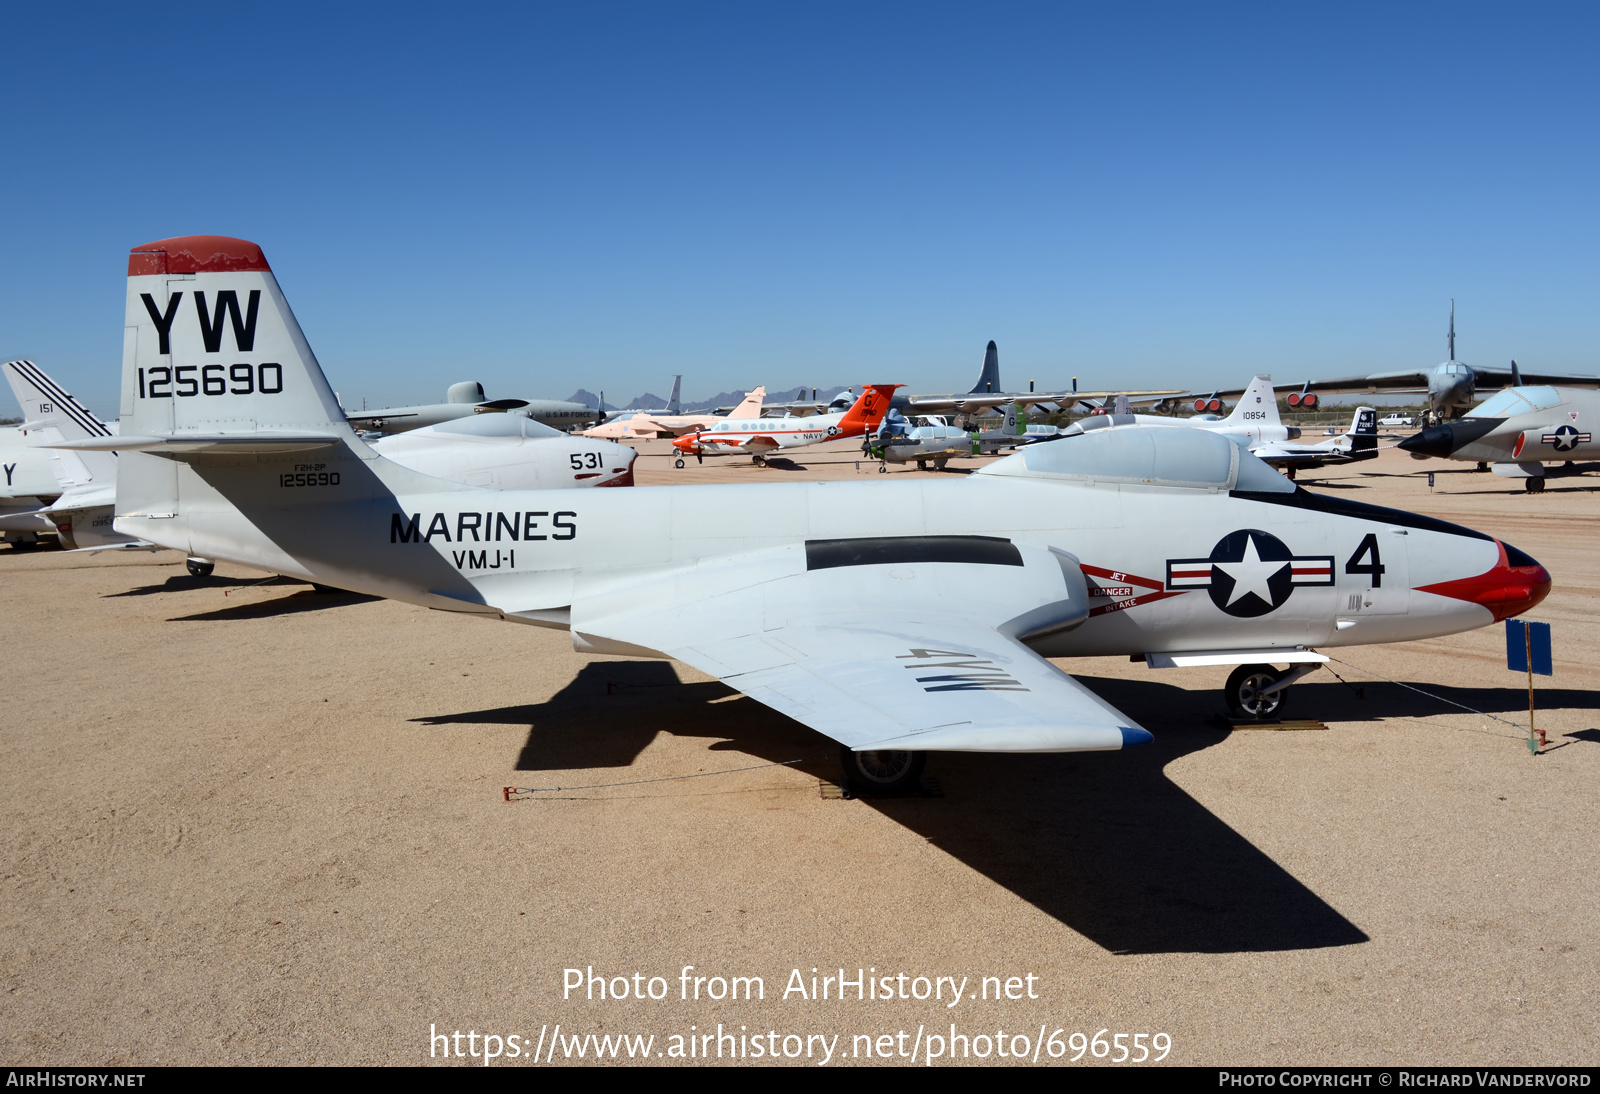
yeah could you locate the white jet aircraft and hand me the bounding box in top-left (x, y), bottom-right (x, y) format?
top-left (62, 236), bottom-right (1551, 792)
top-left (1064, 375), bottom-right (1296, 445)
top-left (0, 382), bottom-right (73, 547)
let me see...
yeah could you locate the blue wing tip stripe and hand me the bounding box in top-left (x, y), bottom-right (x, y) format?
top-left (1119, 727), bottom-right (1154, 747)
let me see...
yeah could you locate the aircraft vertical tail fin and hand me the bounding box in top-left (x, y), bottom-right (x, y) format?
top-left (1347, 406), bottom-right (1378, 452)
top-left (1002, 401), bottom-right (1022, 436)
top-left (1510, 359), bottom-right (1523, 386)
top-left (969, 341), bottom-right (1000, 394)
top-left (1223, 375), bottom-right (1280, 426)
top-left (122, 236), bottom-right (353, 439)
top-left (666, 374), bottom-right (682, 415)
top-left (3, 360), bottom-right (116, 490)
top-left (838, 385), bottom-right (904, 432)
top-left (726, 386), bottom-right (766, 419)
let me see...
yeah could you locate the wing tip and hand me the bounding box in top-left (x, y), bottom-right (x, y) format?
top-left (1119, 727), bottom-right (1154, 747)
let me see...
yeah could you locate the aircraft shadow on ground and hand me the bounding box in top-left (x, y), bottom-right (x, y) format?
top-left (105, 574), bottom-right (259, 597)
top-left (1283, 679), bottom-right (1597, 722)
top-left (167, 589), bottom-right (381, 621)
top-left (423, 662), bottom-right (1372, 955)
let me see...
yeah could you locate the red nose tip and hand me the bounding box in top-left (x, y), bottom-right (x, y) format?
top-left (1417, 541), bottom-right (1552, 622)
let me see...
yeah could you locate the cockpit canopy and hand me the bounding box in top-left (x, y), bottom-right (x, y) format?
top-left (978, 426), bottom-right (1293, 493)
top-left (428, 413), bottom-right (566, 439)
top-left (1468, 387), bottom-right (1564, 418)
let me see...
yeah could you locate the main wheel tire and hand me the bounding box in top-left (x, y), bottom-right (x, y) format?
top-left (186, 558), bottom-right (215, 578)
top-left (1526, 477), bottom-right (1546, 493)
top-left (1224, 664), bottom-right (1288, 720)
top-left (753, 455), bottom-right (766, 466)
top-left (839, 746), bottom-right (926, 795)
top-left (933, 458), bottom-right (947, 470)
top-left (916, 459), bottom-right (926, 470)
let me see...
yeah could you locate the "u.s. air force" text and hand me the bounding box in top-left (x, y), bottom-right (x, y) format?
top-left (390, 511), bottom-right (577, 544)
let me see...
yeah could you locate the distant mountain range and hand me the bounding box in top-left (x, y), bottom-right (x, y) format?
top-left (568, 386), bottom-right (850, 413)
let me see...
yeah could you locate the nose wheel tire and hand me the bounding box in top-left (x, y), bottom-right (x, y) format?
top-left (186, 557), bottom-right (215, 578)
top-left (839, 746), bottom-right (926, 795)
top-left (674, 457), bottom-right (685, 468)
top-left (1224, 663), bottom-right (1289, 720)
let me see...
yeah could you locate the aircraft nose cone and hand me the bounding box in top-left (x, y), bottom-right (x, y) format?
top-left (1398, 424), bottom-right (1458, 457)
top-left (1417, 541), bottom-right (1552, 623)
top-left (1398, 416), bottom-right (1505, 457)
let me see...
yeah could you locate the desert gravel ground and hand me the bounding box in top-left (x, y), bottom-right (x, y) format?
top-left (0, 443), bottom-right (1595, 1066)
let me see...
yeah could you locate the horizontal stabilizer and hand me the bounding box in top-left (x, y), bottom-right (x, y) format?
top-left (48, 433), bottom-right (343, 455)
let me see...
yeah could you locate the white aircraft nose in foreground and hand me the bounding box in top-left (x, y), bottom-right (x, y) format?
top-left (60, 236), bottom-right (1551, 792)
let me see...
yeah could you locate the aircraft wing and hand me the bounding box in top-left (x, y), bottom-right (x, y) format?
top-left (568, 543), bottom-right (1148, 753)
top-left (907, 390), bottom-right (1183, 414)
top-left (1215, 372), bottom-right (1433, 399)
top-left (0, 507), bottom-right (55, 533)
top-left (1469, 365), bottom-right (1600, 389)
top-left (346, 410), bottom-right (421, 424)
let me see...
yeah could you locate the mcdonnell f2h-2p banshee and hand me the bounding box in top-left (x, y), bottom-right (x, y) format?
top-left (59, 236), bottom-right (1552, 792)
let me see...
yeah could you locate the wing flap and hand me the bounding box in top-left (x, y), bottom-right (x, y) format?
top-left (652, 618), bottom-right (1147, 753)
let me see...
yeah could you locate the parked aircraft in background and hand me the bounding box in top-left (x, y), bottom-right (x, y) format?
top-left (904, 341), bottom-right (1186, 418)
top-left (672, 385), bottom-right (900, 465)
top-left (1062, 376), bottom-right (1295, 445)
top-left (584, 387), bottom-right (766, 440)
top-left (744, 388), bottom-right (856, 418)
top-left (868, 411), bottom-right (976, 471)
top-left (1250, 407), bottom-right (1381, 477)
top-left (0, 362), bottom-right (100, 547)
top-left (1213, 307), bottom-right (1600, 423)
top-left (4, 357), bottom-right (634, 572)
top-left (62, 235), bottom-right (1551, 793)
top-left (1, 360), bottom-right (148, 553)
top-left (346, 381), bottom-right (598, 434)
top-left (1398, 385), bottom-right (1600, 492)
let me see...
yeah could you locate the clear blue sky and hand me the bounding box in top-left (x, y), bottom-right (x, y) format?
top-left (2, 2), bottom-right (1596, 417)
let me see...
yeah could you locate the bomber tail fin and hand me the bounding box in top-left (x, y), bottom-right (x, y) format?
top-left (1223, 375), bottom-right (1280, 426)
top-left (665, 374), bottom-right (682, 415)
top-left (1511, 359), bottom-right (1523, 386)
top-left (969, 341), bottom-right (1000, 394)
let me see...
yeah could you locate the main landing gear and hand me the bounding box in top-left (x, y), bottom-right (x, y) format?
top-left (186, 557), bottom-right (215, 578)
top-left (1223, 664), bottom-right (1291, 720)
top-left (1525, 477), bottom-right (1546, 493)
top-left (839, 746), bottom-right (926, 795)
top-left (752, 454), bottom-right (767, 466)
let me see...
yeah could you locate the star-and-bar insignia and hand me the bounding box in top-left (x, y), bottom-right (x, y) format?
top-left (1542, 424), bottom-right (1590, 451)
top-left (1166, 529), bottom-right (1334, 619)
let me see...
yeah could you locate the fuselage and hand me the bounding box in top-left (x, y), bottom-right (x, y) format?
top-left (119, 451), bottom-right (1545, 661)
